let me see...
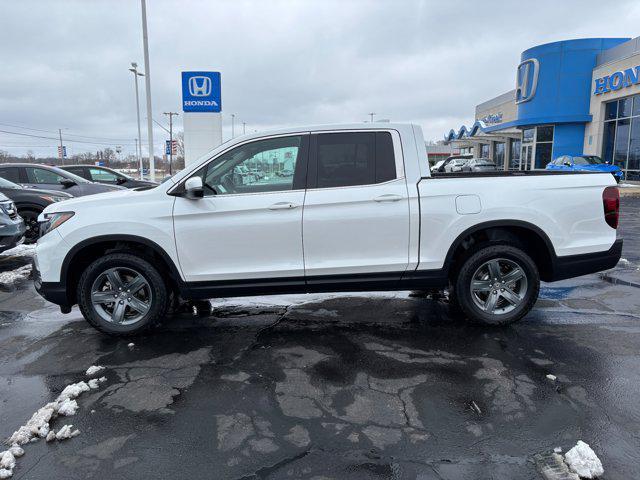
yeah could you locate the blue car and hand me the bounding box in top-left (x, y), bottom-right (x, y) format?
top-left (547, 155), bottom-right (623, 182)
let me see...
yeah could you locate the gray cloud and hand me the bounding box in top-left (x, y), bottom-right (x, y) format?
top-left (0, 0), bottom-right (639, 157)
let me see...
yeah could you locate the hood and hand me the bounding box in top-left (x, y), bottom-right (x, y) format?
top-left (22, 187), bottom-right (74, 198)
top-left (43, 187), bottom-right (140, 214)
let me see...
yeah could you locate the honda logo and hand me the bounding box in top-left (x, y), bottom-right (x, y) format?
top-left (188, 76), bottom-right (212, 97)
top-left (515, 58), bottom-right (539, 104)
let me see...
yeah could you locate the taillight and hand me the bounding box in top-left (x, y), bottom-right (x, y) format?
top-left (603, 186), bottom-right (619, 229)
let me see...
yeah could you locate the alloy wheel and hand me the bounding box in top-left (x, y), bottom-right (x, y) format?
top-left (470, 258), bottom-right (528, 315)
top-left (90, 267), bottom-right (152, 325)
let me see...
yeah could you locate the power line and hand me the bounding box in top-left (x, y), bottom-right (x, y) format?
top-left (0, 129), bottom-right (137, 146)
top-left (0, 122), bottom-right (138, 142)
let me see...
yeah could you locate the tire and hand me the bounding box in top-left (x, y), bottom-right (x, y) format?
top-left (77, 253), bottom-right (169, 336)
top-left (19, 208), bottom-right (41, 244)
top-left (452, 244), bottom-right (540, 326)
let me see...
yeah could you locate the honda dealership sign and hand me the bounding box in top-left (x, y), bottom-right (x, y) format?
top-left (181, 71), bottom-right (221, 112)
top-left (515, 58), bottom-right (539, 104)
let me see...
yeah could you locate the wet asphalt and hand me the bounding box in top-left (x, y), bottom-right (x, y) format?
top-left (0, 198), bottom-right (638, 480)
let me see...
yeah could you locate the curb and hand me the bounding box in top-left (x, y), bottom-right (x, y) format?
top-left (599, 271), bottom-right (640, 289)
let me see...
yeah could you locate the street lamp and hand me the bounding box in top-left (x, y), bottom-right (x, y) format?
top-left (129, 62), bottom-right (145, 180)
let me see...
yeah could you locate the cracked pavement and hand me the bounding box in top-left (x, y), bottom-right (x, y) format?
top-left (0, 198), bottom-right (638, 479)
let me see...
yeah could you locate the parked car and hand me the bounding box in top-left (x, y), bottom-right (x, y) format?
top-left (59, 165), bottom-right (158, 189)
top-left (0, 192), bottom-right (26, 253)
top-left (546, 155), bottom-right (623, 182)
top-left (0, 177), bottom-right (72, 244)
top-left (444, 158), bottom-right (469, 172)
top-left (436, 154), bottom-right (473, 173)
top-left (0, 164), bottom-right (127, 197)
top-left (430, 159), bottom-right (446, 174)
top-left (34, 123), bottom-right (621, 335)
top-left (461, 158), bottom-right (498, 172)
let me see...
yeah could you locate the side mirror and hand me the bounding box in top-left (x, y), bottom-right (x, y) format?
top-left (60, 178), bottom-right (76, 188)
top-left (184, 176), bottom-right (204, 199)
top-left (564, 162), bottom-right (572, 167)
top-left (116, 177), bottom-right (127, 185)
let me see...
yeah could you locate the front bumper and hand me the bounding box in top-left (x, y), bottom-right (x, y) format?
top-left (549, 238), bottom-right (623, 281)
top-left (0, 216), bottom-right (26, 252)
top-left (33, 261), bottom-right (70, 308)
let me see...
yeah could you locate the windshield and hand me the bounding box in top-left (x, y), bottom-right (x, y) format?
top-left (572, 155), bottom-right (604, 165)
top-left (0, 177), bottom-right (21, 189)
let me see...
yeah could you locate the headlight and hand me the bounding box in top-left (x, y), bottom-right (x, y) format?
top-left (38, 195), bottom-right (69, 203)
top-left (39, 212), bottom-right (74, 237)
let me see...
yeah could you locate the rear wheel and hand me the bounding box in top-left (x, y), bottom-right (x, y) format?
top-left (77, 253), bottom-right (169, 335)
top-left (19, 208), bottom-right (41, 244)
top-left (452, 244), bottom-right (539, 326)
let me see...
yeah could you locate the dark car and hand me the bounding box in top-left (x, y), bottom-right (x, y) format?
top-left (0, 192), bottom-right (26, 253)
top-left (60, 165), bottom-right (158, 189)
top-left (0, 177), bottom-right (72, 243)
top-left (0, 163), bottom-right (127, 197)
top-left (462, 158), bottom-right (497, 172)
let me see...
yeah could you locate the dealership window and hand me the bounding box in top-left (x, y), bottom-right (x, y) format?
top-left (479, 144), bottom-right (489, 158)
top-left (603, 94), bottom-right (640, 180)
top-left (534, 126), bottom-right (554, 169)
top-left (509, 138), bottom-right (521, 169)
top-left (494, 142), bottom-right (505, 169)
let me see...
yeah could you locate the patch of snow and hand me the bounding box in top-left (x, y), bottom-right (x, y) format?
top-left (0, 451), bottom-right (15, 471)
top-left (87, 379), bottom-right (99, 389)
top-left (127, 342), bottom-right (135, 348)
top-left (0, 265), bottom-right (32, 286)
top-left (55, 425), bottom-right (80, 441)
top-left (85, 365), bottom-right (105, 376)
top-left (554, 446), bottom-right (563, 453)
top-left (45, 431), bottom-right (56, 442)
top-left (7, 447), bottom-right (22, 459)
top-left (0, 244), bottom-right (35, 257)
top-left (546, 374), bottom-right (557, 382)
top-left (0, 468), bottom-right (12, 479)
top-left (98, 376), bottom-right (107, 383)
top-left (58, 381), bottom-right (90, 401)
top-left (57, 398), bottom-right (78, 416)
top-left (564, 440), bottom-right (604, 479)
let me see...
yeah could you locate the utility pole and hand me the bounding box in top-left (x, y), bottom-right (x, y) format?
top-left (231, 114), bottom-right (235, 138)
top-left (129, 62), bottom-right (145, 179)
top-left (58, 128), bottom-right (64, 165)
top-left (368, 112), bottom-right (376, 123)
top-left (163, 112), bottom-right (179, 175)
top-left (242, 122), bottom-right (246, 135)
top-left (140, 0), bottom-right (155, 181)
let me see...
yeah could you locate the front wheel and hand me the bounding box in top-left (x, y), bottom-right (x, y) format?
top-left (19, 209), bottom-right (41, 244)
top-left (452, 244), bottom-right (540, 326)
top-left (77, 253), bottom-right (169, 335)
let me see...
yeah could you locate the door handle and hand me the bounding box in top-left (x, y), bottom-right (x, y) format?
top-left (373, 194), bottom-right (403, 203)
top-left (268, 202), bottom-right (298, 210)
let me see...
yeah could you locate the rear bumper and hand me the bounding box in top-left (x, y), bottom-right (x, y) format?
top-left (549, 238), bottom-right (623, 282)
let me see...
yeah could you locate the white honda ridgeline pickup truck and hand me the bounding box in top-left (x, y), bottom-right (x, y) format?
top-left (34, 124), bottom-right (622, 335)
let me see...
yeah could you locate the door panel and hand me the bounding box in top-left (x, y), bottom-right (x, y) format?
top-left (302, 131), bottom-right (410, 278)
top-left (173, 134), bottom-right (309, 282)
top-left (173, 191), bottom-right (306, 281)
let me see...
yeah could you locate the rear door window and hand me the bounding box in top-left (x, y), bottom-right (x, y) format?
top-left (0, 167), bottom-right (22, 183)
top-left (312, 131), bottom-right (396, 188)
top-left (25, 167), bottom-right (66, 184)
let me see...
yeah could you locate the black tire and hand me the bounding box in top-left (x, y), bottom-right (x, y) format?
top-left (452, 244), bottom-right (540, 326)
top-left (77, 253), bottom-right (169, 336)
top-left (19, 208), bottom-right (41, 244)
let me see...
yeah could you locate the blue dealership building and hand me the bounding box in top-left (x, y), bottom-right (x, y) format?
top-left (445, 36), bottom-right (640, 180)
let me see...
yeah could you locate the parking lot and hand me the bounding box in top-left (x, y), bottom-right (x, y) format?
top-left (0, 197), bottom-right (638, 479)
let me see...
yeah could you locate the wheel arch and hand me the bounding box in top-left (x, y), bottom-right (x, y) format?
top-left (61, 235), bottom-right (184, 305)
top-left (443, 220), bottom-right (557, 282)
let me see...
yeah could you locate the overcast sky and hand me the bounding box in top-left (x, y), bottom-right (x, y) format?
top-left (1, 0), bottom-right (639, 158)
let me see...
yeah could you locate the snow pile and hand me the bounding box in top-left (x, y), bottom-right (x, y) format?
top-left (0, 265), bottom-right (32, 286)
top-left (0, 244), bottom-right (35, 258)
top-left (85, 365), bottom-right (105, 376)
top-left (127, 342), bottom-right (135, 348)
top-left (564, 441), bottom-right (604, 479)
top-left (2, 370), bottom-right (108, 478)
top-left (55, 425), bottom-right (80, 441)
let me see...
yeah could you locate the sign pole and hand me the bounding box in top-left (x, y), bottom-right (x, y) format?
top-left (58, 129), bottom-right (64, 165)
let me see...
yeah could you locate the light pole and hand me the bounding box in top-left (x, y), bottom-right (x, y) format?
top-left (129, 62), bottom-right (144, 179)
top-left (58, 128), bottom-right (65, 165)
top-left (368, 112), bottom-right (376, 123)
top-left (163, 112), bottom-right (179, 176)
top-left (231, 114), bottom-right (235, 138)
top-left (242, 122), bottom-right (246, 135)
top-left (140, 0), bottom-right (155, 181)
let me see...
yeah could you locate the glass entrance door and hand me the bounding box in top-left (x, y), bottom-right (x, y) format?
top-left (520, 144), bottom-right (533, 170)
